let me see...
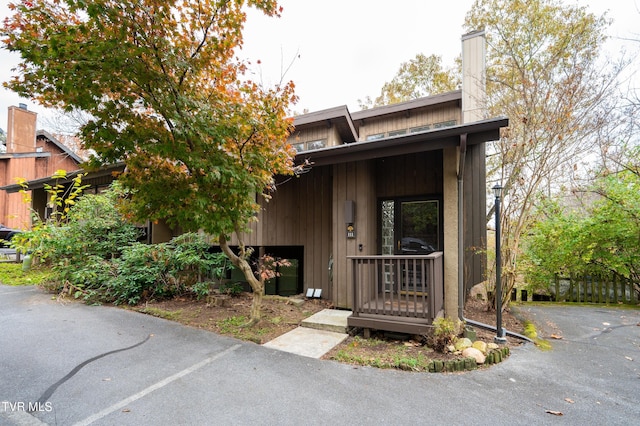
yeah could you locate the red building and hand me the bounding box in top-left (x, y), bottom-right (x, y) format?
top-left (0, 105), bottom-right (82, 229)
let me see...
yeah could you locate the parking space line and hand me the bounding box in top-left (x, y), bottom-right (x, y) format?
top-left (73, 344), bottom-right (241, 426)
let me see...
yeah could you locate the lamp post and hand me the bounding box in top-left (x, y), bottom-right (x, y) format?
top-left (493, 183), bottom-right (507, 344)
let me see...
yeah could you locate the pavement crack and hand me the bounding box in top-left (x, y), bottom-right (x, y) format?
top-left (34, 334), bottom-right (151, 408)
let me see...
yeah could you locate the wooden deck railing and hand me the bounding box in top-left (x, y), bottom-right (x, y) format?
top-left (347, 252), bottom-right (444, 335)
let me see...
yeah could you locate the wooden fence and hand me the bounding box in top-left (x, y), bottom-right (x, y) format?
top-left (551, 274), bottom-right (638, 304)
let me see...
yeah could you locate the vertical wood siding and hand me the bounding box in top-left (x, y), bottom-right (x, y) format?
top-left (359, 105), bottom-right (461, 141)
top-left (332, 160), bottom-right (376, 308)
top-left (463, 143), bottom-right (487, 291)
top-left (233, 166), bottom-right (333, 298)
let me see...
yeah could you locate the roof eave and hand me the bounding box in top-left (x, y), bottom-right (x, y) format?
top-left (295, 117), bottom-right (507, 167)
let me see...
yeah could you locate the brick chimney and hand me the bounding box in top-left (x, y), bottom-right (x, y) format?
top-left (6, 104), bottom-right (37, 153)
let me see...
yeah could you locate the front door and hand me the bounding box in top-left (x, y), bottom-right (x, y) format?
top-left (380, 197), bottom-right (441, 292)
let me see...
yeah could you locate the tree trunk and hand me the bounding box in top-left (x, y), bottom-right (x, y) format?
top-left (218, 234), bottom-right (263, 327)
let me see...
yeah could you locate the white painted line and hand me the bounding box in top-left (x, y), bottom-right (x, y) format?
top-left (73, 344), bottom-right (241, 426)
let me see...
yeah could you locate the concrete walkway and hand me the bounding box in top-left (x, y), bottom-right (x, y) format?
top-left (262, 309), bottom-right (351, 358)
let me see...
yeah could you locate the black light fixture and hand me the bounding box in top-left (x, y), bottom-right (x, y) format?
top-left (493, 183), bottom-right (507, 344)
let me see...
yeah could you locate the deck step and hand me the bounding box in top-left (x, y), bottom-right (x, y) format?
top-left (301, 309), bottom-right (352, 333)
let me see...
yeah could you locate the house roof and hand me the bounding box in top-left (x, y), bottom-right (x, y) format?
top-left (292, 105), bottom-right (358, 143)
top-left (290, 91), bottom-right (464, 144)
top-left (0, 162), bottom-right (125, 193)
top-left (294, 116), bottom-right (508, 167)
top-left (36, 130), bottom-right (84, 163)
top-left (351, 91), bottom-right (462, 123)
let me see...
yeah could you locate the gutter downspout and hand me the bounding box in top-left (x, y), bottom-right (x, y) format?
top-left (457, 134), bottom-right (467, 321)
top-left (457, 134), bottom-right (532, 343)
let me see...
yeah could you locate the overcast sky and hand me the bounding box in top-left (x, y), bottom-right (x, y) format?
top-left (1, 0), bottom-right (638, 133)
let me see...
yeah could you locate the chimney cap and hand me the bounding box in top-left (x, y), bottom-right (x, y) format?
top-left (18, 103), bottom-right (28, 110)
top-left (462, 30), bottom-right (486, 41)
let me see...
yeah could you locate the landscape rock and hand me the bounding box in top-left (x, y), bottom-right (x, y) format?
top-left (472, 340), bottom-right (488, 354)
top-left (462, 347), bottom-right (486, 364)
top-left (454, 337), bottom-right (472, 351)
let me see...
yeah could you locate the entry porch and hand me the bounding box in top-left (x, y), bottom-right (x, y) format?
top-left (347, 252), bottom-right (444, 335)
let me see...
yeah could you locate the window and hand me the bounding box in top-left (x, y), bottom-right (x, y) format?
top-left (365, 133), bottom-right (385, 141)
top-left (379, 197), bottom-right (441, 255)
top-left (379, 197), bottom-right (441, 293)
top-left (307, 140), bottom-right (326, 150)
top-left (292, 139), bottom-right (326, 153)
top-left (433, 120), bottom-right (456, 129)
top-left (410, 125), bottom-right (431, 134)
top-left (388, 129), bottom-right (407, 137)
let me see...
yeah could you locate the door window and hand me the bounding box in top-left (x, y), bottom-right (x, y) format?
top-left (380, 198), bottom-right (440, 255)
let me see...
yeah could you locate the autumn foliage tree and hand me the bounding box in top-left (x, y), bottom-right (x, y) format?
top-left (359, 53), bottom-right (459, 109)
top-left (464, 0), bottom-right (631, 311)
top-left (3, 0), bottom-right (297, 325)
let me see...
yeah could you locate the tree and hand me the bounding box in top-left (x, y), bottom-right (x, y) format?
top-left (359, 53), bottom-right (459, 109)
top-left (523, 149), bottom-right (640, 298)
top-left (464, 0), bottom-right (632, 311)
top-left (3, 0), bottom-right (297, 325)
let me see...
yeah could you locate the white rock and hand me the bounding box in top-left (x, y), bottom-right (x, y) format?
top-left (462, 347), bottom-right (486, 364)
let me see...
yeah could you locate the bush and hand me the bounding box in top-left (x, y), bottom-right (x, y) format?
top-left (167, 233), bottom-right (230, 287)
top-left (219, 281), bottom-right (243, 296)
top-left (427, 317), bottom-right (463, 352)
top-left (109, 235), bottom-right (232, 305)
top-left (15, 181), bottom-right (233, 305)
top-left (108, 243), bottom-right (168, 304)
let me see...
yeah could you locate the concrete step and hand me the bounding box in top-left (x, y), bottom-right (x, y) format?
top-left (262, 327), bottom-right (348, 359)
top-left (262, 309), bottom-right (352, 358)
top-left (300, 309), bottom-right (351, 333)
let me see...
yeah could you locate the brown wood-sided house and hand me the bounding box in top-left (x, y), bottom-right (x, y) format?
top-left (3, 31), bottom-right (507, 335)
top-left (223, 30), bottom-right (508, 333)
top-left (0, 105), bottom-right (82, 229)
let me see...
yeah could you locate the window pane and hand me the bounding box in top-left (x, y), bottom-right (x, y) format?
top-left (307, 140), bottom-right (326, 150)
top-left (400, 200), bottom-right (439, 253)
top-left (366, 133), bottom-right (385, 141)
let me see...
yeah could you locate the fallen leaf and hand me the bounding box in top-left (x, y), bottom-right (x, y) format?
top-left (122, 409), bottom-right (131, 413)
top-left (546, 410), bottom-right (563, 416)
top-left (550, 334), bottom-right (563, 339)
top-left (602, 322), bottom-right (610, 326)
top-left (564, 398), bottom-right (574, 404)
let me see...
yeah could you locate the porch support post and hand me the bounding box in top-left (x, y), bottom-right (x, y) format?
top-left (443, 147), bottom-right (459, 320)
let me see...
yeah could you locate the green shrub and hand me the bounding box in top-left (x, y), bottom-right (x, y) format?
top-left (191, 281), bottom-right (213, 300)
top-left (14, 179), bottom-right (233, 305)
top-left (111, 243), bottom-right (173, 305)
top-left (219, 281), bottom-right (243, 296)
top-left (427, 317), bottom-right (463, 352)
top-left (167, 233), bottom-right (230, 287)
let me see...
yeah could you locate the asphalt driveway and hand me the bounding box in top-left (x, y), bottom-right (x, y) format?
top-left (1, 284), bottom-right (638, 425)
